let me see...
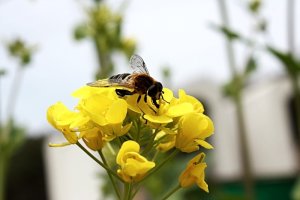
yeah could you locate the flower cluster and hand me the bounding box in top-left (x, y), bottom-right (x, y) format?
top-left (47, 85), bottom-right (214, 199)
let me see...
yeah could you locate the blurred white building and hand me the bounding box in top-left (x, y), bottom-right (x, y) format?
top-left (182, 75), bottom-right (299, 181)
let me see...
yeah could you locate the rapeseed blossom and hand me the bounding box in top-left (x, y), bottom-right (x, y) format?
top-left (179, 152), bottom-right (208, 192)
top-left (116, 140), bottom-right (155, 183)
top-left (47, 83), bottom-right (214, 199)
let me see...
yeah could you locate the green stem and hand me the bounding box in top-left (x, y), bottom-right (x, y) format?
top-left (76, 142), bottom-right (123, 182)
top-left (98, 150), bottom-right (121, 200)
top-left (217, 0), bottom-right (237, 76)
top-left (287, 0), bottom-right (300, 170)
top-left (3, 67), bottom-right (24, 140)
top-left (0, 152), bottom-right (7, 200)
top-left (287, 0), bottom-right (300, 160)
top-left (93, 34), bottom-right (112, 79)
top-left (141, 129), bottom-right (160, 156)
top-left (107, 142), bottom-right (116, 156)
top-left (291, 76), bottom-right (300, 150)
top-left (140, 149), bottom-right (179, 184)
top-left (235, 92), bottom-right (255, 200)
top-left (130, 184), bottom-right (141, 199)
top-left (124, 182), bottom-right (132, 200)
top-left (151, 149), bottom-right (159, 161)
top-left (217, 0), bottom-right (255, 199)
top-left (160, 184), bottom-right (181, 200)
top-left (287, 0), bottom-right (295, 54)
top-left (136, 119), bottom-right (141, 143)
top-left (0, 75), bottom-right (2, 126)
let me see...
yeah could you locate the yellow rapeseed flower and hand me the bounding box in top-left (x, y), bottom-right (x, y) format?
top-left (101, 123), bottom-right (132, 141)
top-left (116, 140), bottom-right (155, 183)
top-left (81, 127), bottom-right (105, 151)
top-left (47, 102), bottom-right (89, 145)
top-left (77, 91), bottom-right (128, 126)
top-left (176, 89), bottom-right (204, 113)
top-left (179, 152), bottom-right (208, 192)
top-left (175, 113), bottom-right (214, 153)
top-left (126, 88), bottom-right (200, 125)
top-left (47, 56), bottom-right (216, 199)
top-left (155, 130), bottom-right (176, 152)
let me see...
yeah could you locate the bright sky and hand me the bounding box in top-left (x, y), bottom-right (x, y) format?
top-left (0, 0), bottom-right (298, 134)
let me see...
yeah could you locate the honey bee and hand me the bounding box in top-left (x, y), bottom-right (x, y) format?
top-left (87, 54), bottom-right (164, 110)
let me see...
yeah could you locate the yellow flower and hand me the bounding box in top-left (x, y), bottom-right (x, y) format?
top-left (81, 127), bottom-right (105, 151)
top-left (179, 153), bottom-right (208, 192)
top-left (75, 86), bottom-right (128, 126)
top-left (175, 113), bottom-right (214, 153)
top-left (126, 88), bottom-right (197, 125)
top-left (47, 102), bottom-right (89, 144)
top-left (176, 89), bottom-right (204, 113)
top-left (72, 86), bottom-right (117, 100)
top-left (155, 130), bottom-right (176, 152)
top-left (116, 140), bottom-right (155, 183)
top-left (101, 123), bottom-right (132, 141)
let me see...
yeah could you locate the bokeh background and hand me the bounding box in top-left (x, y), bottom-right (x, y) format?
top-left (0, 0), bottom-right (300, 199)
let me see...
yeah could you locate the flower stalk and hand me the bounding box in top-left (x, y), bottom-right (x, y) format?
top-left (98, 150), bottom-right (121, 200)
top-left (139, 149), bottom-right (179, 184)
top-left (160, 184), bottom-right (181, 200)
top-left (76, 142), bottom-right (123, 182)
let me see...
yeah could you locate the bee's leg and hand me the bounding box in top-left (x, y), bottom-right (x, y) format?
top-left (143, 94), bottom-right (157, 114)
top-left (141, 113), bottom-right (148, 124)
top-left (152, 97), bottom-right (160, 109)
top-left (115, 89), bottom-right (134, 97)
top-left (161, 95), bottom-right (170, 104)
top-left (136, 95), bottom-right (148, 124)
top-left (161, 91), bottom-right (170, 104)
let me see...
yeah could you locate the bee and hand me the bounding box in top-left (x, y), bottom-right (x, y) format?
top-left (87, 54), bottom-right (164, 111)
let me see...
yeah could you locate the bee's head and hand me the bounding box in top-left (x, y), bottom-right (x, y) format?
top-left (148, 82), bottom-right (163, 100)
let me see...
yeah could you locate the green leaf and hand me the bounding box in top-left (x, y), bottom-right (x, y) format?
top-left (257, 19), bottom-right (267, 32)
top-left (267, 46), bottom-right (300, 75)
top-left (162, 67), bottom-right (171, 79)
top-left (6, 39), bottom-right (35, 67)
top-left (222, 75), bottom-right (243, 98)
top-left (216, 25), bottom-right (240, 41)
top-left (248, 0), bottom-right (261, 13)
top-left (0, 69), bottom-right (6, 77)
top-left (244, 55), bottom-right (257, 75)
top-left (74, 24), bottom-right (89, 40)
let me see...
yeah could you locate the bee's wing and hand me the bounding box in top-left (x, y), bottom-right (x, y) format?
top-left (129, 54), bottom-right (150, 75)
top-left (87, 79), bottom-right (112, 87)
top-left (87, 77), bottom-right (134, 89)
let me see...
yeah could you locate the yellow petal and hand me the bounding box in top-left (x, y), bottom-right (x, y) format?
top-left (49, 142), bottom-right (72, 147)
top-left (123, 157), bottom-right (155, 176)
top-left (195, 139), bottom-right (214, 149)
top-left (144, 114), bottom-right (173, 124)
top-left (116, 141), bottom-right (140, 165)
top-left (178, 89), bottom-right (204, 113)
top-left (167, 102), bottom-right (194, 117)
top-left (71, 86), bottom-right (93, 99)
top-left (162, 88), bottom-right (174, 102)
top-left (190, 163), bottom-right (209, 192)
top-left (179, 153), bottom-right (209, 192)
top-left (106, 99), bottom-right (127, 124)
